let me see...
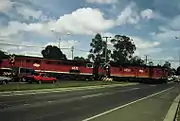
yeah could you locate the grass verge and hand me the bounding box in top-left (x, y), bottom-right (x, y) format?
top-left (0, 81), bottom-right (133, 92)
top-left (177, 103), bottom-right (180, 121)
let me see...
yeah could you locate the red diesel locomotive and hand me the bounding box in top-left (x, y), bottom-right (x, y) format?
top-left (0, 56), bottom-right (98, 80)
top-left (110, 63), bottom-right (168, 83)
top-left (0, 56), bottom-right (168, 83)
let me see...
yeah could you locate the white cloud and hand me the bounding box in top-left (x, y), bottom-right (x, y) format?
top-left (50, 8), bottom-right (115, 35)
top-left (155, 30), bottom-right (180, 41)
top-left (135, 48), bottom-right (163, 57)
top-left (0, 32), bottom-right (24, 44)
top-left (116, 2), bottom-right (140, 25)
top-left (158, 26), bottom-right (169, 32)
top-left (16, 6), bottom-right (43, 20)
top-left (0, 1), bottom-right (49, 21)
top-left (149, 32), bottom-right (156, 36)
top-left (126, 36), bottom-right (162, 57)
top-left (0, 21), bottom-right (49, 36)
top-left (101, 32), bottom-right (115, 37)
top-left (0, 8), bottom-right (115, 36)
top-left (86, 0), bottom-right (117, 4)
top-left (169, 15), bottom-right (180, 30)
top-left (140, 9), bottom-right (154, 20)
top-left (0, 0), bottom-right (14, 12)
top-left (131, 36), bottom-right (160, 49)
top-left (116, 3), bottom-right (166, 27)
top-left (140, 8), bottom-right (168, 21)
top-left (154, 14), bottom-right (180, 41)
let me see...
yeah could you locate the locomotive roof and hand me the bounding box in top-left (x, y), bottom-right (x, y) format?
top-left (110, 62), bottom-right (166, 68)
top-left (14, 55), bottom-right (92, 63)
top-left (10, 55), bottom-right (167, 69)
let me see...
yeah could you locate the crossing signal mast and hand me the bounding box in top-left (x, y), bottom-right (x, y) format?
top-left (9, 55), bottom-right (15, 65)
top-left (102, 36), bottom-right (112, 77)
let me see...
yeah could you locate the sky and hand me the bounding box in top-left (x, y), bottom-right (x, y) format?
top-left (0, 0), bottom-right (180, 68)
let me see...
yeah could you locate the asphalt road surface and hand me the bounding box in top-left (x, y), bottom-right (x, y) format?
top-left (0, 82), bottom-right (179, 121)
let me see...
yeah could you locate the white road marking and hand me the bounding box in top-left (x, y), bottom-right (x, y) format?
top-left (150, 85), bottom-right (156, 87)
top-left (23, 103), bottom-right (30, 106)
top-left (47, 101), bottom-right (53, 103)
top-left (82, 87), bottom-right (174, 121)
top-left (82, 93), bottom-right (103, 98)
top-left (118, 88), bottom-right (140, 93)
top-left (81, 87), bottom-right (140, 99)
top-left (130, 87), bottom-right (140, 90)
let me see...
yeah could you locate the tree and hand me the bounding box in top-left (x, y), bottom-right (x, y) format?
top-left (177, 66), bottom-right (180, 75)
top-left (111, 35), bottom-right (136, 64)
top-left (74, 56), bottom-right (87, 61)
top-left (0, 50), bottom-right (8, 59)
top-left (0, 50), bottom-right (9, 63)
top-left (163, 61), bottom-right (174, 76)
top-left (157, 64), bottom-right (161, 67)
top-left (88, 33), bottom-right (111, 79)
top-left (41, 45), bottom-right (67, 60)
top-left (163, 61), bottom-right (171, 68)
top-left (171, 68), bottom-right (176, 75)
top-left (130, 56), bottom-right (145, 65)
top-left (148, 61), bottom-right (154, 66)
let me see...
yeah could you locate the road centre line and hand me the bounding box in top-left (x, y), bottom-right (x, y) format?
top-left (82, 93), bottom-right (103, 98)
top-left (82, 87), bottom-right (174, 121)
top-left (81, 87), bottom-right (140, 99)
top-left (150, 85), bottom-right (157, 86)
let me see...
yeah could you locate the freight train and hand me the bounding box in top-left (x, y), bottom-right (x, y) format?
top-left (0, 56), bottom-right (168, 83)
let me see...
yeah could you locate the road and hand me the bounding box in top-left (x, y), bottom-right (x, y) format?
top-left (0, 83), bottom-right (179, 121)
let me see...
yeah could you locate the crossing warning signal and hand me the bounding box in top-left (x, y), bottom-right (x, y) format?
top-left (9, 56), bottom-right (15, 65)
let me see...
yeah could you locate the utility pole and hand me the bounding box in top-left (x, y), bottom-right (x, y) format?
top-left (71, 40), bottom-right (79, 60)
top-left (145, 55), bottom-right (148, 65)
top-left (58, 37), bottom-right (61, 49)
top-left (103, 36), bottom-right (112, 64)
top-left (71, 46), bottom-right (74, 60)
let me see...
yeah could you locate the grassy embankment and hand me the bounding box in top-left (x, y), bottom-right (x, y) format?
top-left (0, 81), bottom-right (134, 91)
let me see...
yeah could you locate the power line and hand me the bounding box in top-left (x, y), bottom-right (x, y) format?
top-left (75, 49), bottom-right (89, 52)
top-left (0, 42), bottom-right (70, 49)
top-left (2, 42), bottom-right (180, 64)
top-left (0, 42), bottom-right (44, 48)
